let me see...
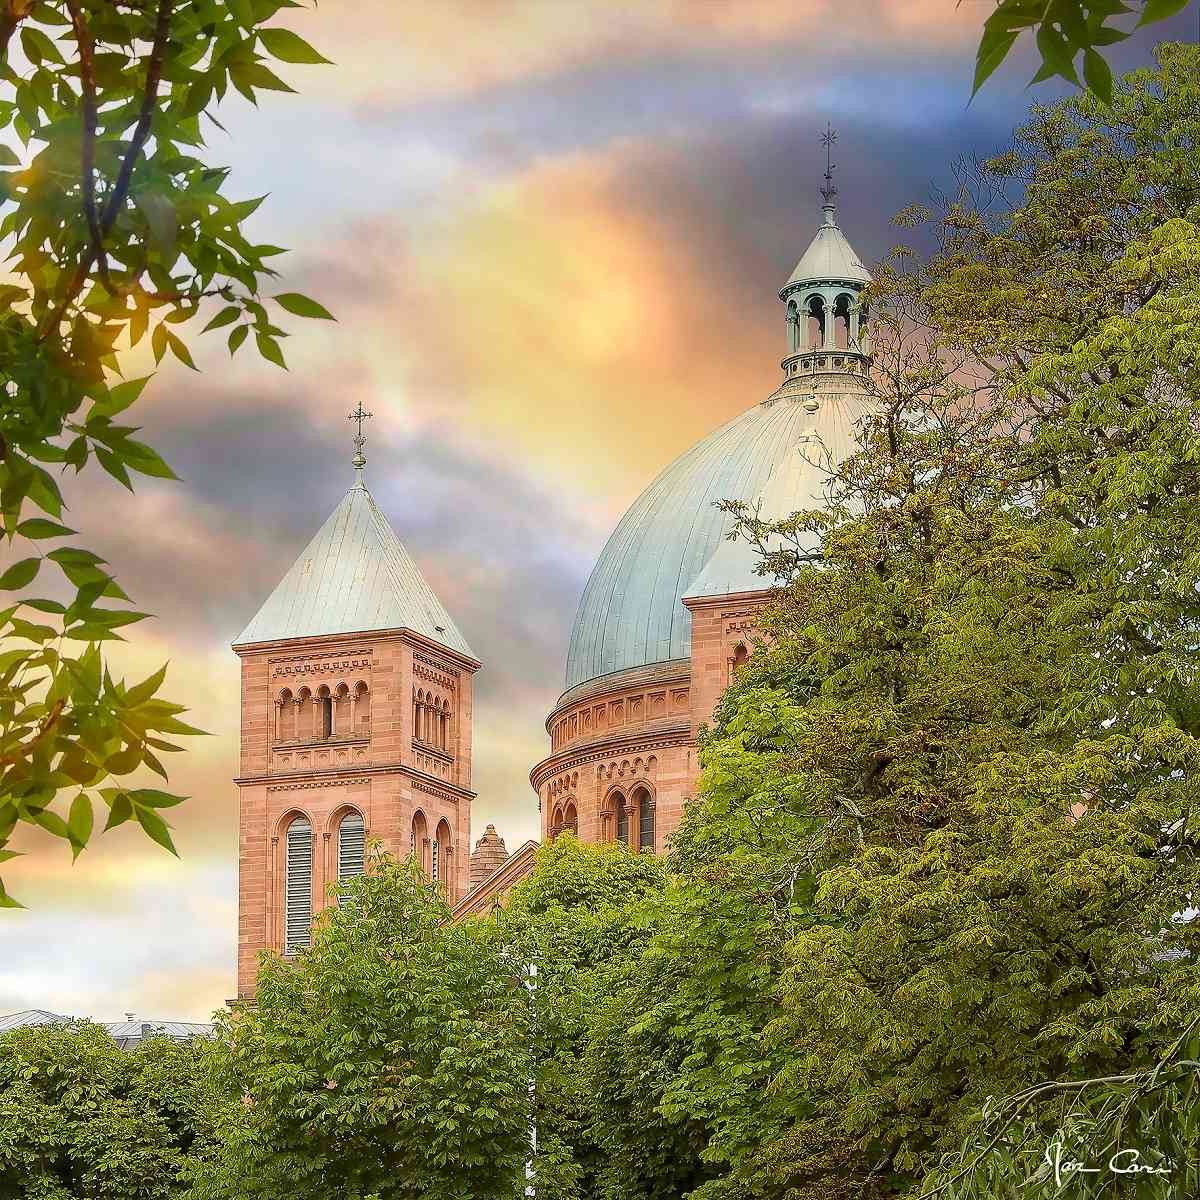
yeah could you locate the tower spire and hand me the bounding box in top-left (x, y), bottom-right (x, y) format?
top-left (820, 122), bottom-right (838, 225)
top-left (348, 401), bottom-right (372, 488)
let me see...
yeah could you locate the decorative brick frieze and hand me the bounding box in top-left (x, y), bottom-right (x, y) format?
top-left (271, 654), bottom-right (373, 677)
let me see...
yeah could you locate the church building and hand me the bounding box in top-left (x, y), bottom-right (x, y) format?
top-left (233, 175), bottom-right (874, 995)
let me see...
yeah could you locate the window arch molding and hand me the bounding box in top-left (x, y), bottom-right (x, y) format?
top-left (630, 783), bottom-right (656, 853)
top-left (603, 785), bottom-right (629, 845)
top-left (329, 805), bottom-right (366, 896)
top-left (277, 809), bottom-right (314, 956)
top-left (410, 807), bottom-right (429, 868)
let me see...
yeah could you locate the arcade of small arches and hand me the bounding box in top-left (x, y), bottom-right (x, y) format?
top-left (601, 784), bottom-right (655, 850)
top-left (275, 681), bottom-right (370, 744)
top-left (785, 287), bottom-right (867, 355)
top-left (413, 688), bottom-right (454, 753)
top-left (544, 761), bottom-right (657, 850)
top-left (409, 808), bottom-right (454, 885)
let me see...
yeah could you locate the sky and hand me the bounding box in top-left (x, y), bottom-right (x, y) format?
top-left (2, 2), bottom-right (1193, 1022)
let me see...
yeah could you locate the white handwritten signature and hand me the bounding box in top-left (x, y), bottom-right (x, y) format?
top-left (1044, 1140), bottom-right (1173, 1188)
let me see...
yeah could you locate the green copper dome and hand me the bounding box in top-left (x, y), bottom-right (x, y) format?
top-left (563, 378), bottom-right (872, 693)
top-left (563, 197), bottom-right (874, 696)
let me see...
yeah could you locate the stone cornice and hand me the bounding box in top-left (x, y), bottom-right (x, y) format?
top-left (232, 626), bottom-right (481, 673)
top-left (236, 760), bottom-right (475, 802)
top-left (681, 587), bottom-right (773, 611)
top-left (549, 659), bottom-right (691, 729)
top-left (530, 721), bottom-right (692, 790)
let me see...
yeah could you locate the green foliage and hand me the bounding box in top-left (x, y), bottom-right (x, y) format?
top-left (971, 0), bottom-right (1191, 100)
top-left (632, 44), bottom-right (1200, 1199)
top-left (0, 1020), bottom-right (214, 1199)
top-left (493, 835), bottom-right (669, 1200)
top-left (0, 0), bottom-right (330, 902)
top-left (925, 1027), bottom-right (1200, 1198)
top-left (194, 850), bottom-right (534, 1200)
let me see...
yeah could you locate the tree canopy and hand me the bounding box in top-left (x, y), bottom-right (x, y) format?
top-left (0, 1019), bottom-right (213, 1199)
top-left (0, 0), bottom-right (331, 905)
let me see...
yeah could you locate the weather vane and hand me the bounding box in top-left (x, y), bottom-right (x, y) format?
top-left (348, 401), bottom-right (372, 471)
top-left (821, 122), bottom-right (838, 205)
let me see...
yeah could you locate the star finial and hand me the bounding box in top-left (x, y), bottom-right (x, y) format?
top-left (820, 123), bottom-right (838, 207)
top-left (348, 401), bottom-right (372, 482)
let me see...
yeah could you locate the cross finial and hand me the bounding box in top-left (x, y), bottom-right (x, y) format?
top-left (348, 401), bottom-right (372, 480)
top-left (820, 122), bottom-right (838, 207)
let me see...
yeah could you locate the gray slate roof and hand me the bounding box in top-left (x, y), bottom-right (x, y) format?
top-left (785, 208), bottom-right (872, 287)
top-left (0, 1009), bottom-right (66, 1031)
top-left (235, 478), bottom-right (473, 657)
top-left (0, 1009), bottom-right (214, 1048)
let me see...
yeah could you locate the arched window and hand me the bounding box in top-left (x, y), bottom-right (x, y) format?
top-left (337, 811), bottom-right (365, 884)
top-left (806, 294), bottom-right (826, 350)
top-left (411, 810), bottom-right (428, 871)
top-left (551, 805), bottom-right (563, 836)
top-left (355, 682), bottom-right (370, 736)
top-left (334, 684), bottom-right (350, 736)
top-left (317, 687), bottom-right (332, 739)
top-left (614, 790), bottom-right (628, 845)
top-left (786, 299), bottom-right (800, 352)
top-left (441, 699), bottom-right (451, 751)
top-left (277, 689), bottom-right (294, 742)
top-left (297, 689), bottom-right (312, 740)
top-left (563, 802), bottom-right (577, 835)
top-left (833, 293), bottom-right (852, 350)
top-left (730, 642), bottom-right (749, 684)
top-left (434, 820), bottom-right (451, 889)
top-left (284, 816), bottom-right (312, 954)
top-left (633, 787), bottom-right (655, 852)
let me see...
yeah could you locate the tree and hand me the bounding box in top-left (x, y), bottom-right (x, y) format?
top-left (0, 0), bottom-right (332, 905)
top-left (193, 851), bottom-right (534, 1200)
top-left (925, 1025), bottom-right (1200, 1198)
top-left (647, 42), bottom-right (1200, 1198)
top-left (970, 0), bottom-right (1192, 101)
top-left (0, 1019), bottom-right (214, 1199)
top-left (491, 834), bottom-right (668, 1200)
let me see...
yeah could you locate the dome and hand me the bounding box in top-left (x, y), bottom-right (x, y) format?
top-left (785, 206), bottom-right (871, 288)
top-left (563, 374), bottom-right (873, 693)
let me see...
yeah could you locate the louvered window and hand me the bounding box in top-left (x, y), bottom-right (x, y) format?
top-left (431, 835), bottom-right (439, 881)
top-left (338, 813), bottom-right (365, 882)
top-left (639, 798), bottom-right (655, 851)
top-left (284, 818), bottom-right (313, 954)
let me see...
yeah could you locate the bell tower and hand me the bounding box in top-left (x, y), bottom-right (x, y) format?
top-left (232, 407), bottom-right (479, 1001)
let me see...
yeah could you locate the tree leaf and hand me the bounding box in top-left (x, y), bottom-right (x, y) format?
top-left (1137, 0), bottom-right (1191, 25)
top-left (273, 292), bottom-right (335, 320)
top-left (972, 27), bottom-right (1019, 97)
top-left (68, 794), bottom-right (94, 855)
top-left (0, 557), bottom-right (40, 590)
top-left (256, 331), bottom-right (288, 369)
top-left (128, 788), bottom-right (188, 809)
top-left (17, 519), bottom-right (75, 539)
top-left (103, 792), bottom-right (133, 831)
top-left (134, 804), bottom-right (178, 856)
top-left (259, 27), bottom-right (332, 64)
top-left (1083, 47), bottom-right (1114, 103)
top-left (203, 305), bottom-right (241, 333)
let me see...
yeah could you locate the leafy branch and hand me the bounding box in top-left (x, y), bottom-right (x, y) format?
top-left (0, 0), bottom-right (333, 905)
